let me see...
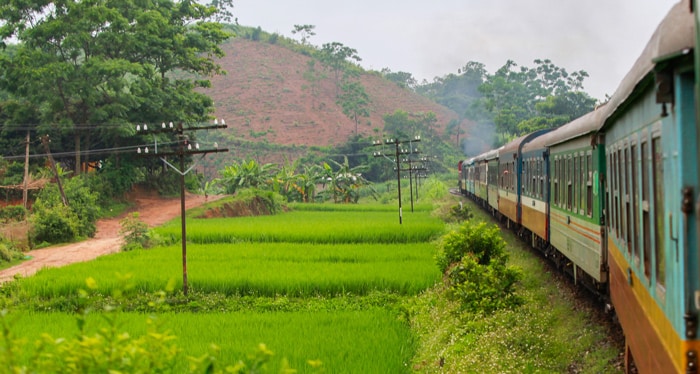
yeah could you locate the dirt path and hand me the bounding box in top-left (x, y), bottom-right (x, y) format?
top-left (0, 193), bottom-right (225, 283)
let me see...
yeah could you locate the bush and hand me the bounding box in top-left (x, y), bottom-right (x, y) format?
top-left (119, 212), bottom-right (158, 251)
top-left (436, 221), bottom-right (523, 313)
top-left (28, 176), bottom-right (100, 247)
top-left (29, 209), bottom-right (79, 245)
top-left (0, 206), bottom-right (26, 223)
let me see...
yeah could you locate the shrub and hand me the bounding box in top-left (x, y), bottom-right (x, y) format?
top-left (436, 221), bottom-right (523, 313)
top-left (29, 209), bottom-right (79, 245)
top-left (28, 176), bottom-right (100, 247)
top-left (0, 206), bottom-right (26, 223)
top-left (119, 212), bottom-right (157, 251)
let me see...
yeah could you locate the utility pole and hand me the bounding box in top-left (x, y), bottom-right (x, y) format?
top-left (23, 131), bottom-right (30, 209)
top-left (401, 157), bottom-right (427, 212)
top-left (41, 135), bottom-right (68, 207)
top-left (137, 120), bottom-right (229, 295)
top-left (373, 136), bottom-right (420, 224)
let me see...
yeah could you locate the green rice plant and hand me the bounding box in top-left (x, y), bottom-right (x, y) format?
top-left (157, 210), bottom-right (445, 244)
top-left (9, 310), bottom-right (414, 373)
top-left (287, 201), bottom-right (434, 212)
top-left (15, 243), bottom-right (441, 298)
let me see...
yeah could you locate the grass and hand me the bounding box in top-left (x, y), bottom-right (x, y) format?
top-left (9, 309), bottom-right (415, 373)
top-left (1, 189), bottom-right (622, 373)
top-left (17, 242), bottom-right (440, 297)
top-left (157, 209), bottom-right (445, 244)
top-left (406, 195), bottom-right (621, 373)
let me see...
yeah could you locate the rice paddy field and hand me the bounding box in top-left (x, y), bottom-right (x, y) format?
top-left (2, 200), bottom-right (445, 372)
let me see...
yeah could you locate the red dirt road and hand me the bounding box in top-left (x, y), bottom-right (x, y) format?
top-left (0, 193), bottom-right (224, 283)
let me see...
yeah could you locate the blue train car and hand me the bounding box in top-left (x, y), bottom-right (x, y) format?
top-left (520, 131), bottom-right (550, 249)
top-left (598, 1), bottom-right (699, 371)
top-left (497, 131), bottom-right (550, 228)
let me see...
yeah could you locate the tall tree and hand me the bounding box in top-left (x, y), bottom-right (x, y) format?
top-left (416, 61), bottom-right (487, 117)
top-left (380, 68), bottom-right (417, 90)
top-left (337, 80), bottom-right (370, 135)
top-left (302, 60), bottom-right (326, 109)
top-left (0, 0), bottom-right (232, 174)
top-left (317, 42), bottom-right (361, 97)
top-left (477, 59), bottom-right (595, 141)
top-left (291, 24), bottom-right (315, 46)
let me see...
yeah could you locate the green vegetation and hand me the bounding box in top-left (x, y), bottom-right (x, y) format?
top-left (0, 181), bottom-right (621, 373)
top-left (156, 210), bottom-right (443, 245)
top-left (407, 195), bottom-right (620, 373)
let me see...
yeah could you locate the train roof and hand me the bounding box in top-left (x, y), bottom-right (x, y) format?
top-left (601, 0), bottom-right (694, 129)
top-left (499, 129), bottom-right (551, 157)
top-left (521, 105), bottom-right (608, 151)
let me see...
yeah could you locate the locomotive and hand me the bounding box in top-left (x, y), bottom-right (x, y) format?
top-left (458, 1), bottom-right (699, 372)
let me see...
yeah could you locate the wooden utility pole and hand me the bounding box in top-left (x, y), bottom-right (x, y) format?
top-left (41, 135), bottom-right (68, 207)
top-left (22, 131), bottom-right (30, 209)
top-left (137, 120), bottom-right (228, 295)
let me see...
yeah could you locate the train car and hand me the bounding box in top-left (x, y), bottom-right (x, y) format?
top-left (470, 149), bottom-right (494, 208)
top-left (458, 157), bottom-right (475, 197)
top-left (598, 1), bottom-right (699, 372)
top-left (484, 148), bottom-right (500, 214)
top-left (457, 159), bottom-right (467, 195)
top-left (519, 130), bottom-right (552, 251)
top-left (497, 130), bottom-right (550, 228)
top-left (547, 108), bottom-right (608, 288)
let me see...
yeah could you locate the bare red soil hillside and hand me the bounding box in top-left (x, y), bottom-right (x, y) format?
top-left (202, 38), bottom-right (469, 148)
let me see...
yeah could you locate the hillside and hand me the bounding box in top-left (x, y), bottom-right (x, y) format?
top-left (201, 37), bottom-right (469, 151)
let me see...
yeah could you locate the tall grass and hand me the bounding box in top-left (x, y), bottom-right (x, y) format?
top-left (11, 309), bottom-right (415, 373)
top-left (17, 242), bottom-right (440, 297)
top-left (157, 210), bottom-right (445, 244)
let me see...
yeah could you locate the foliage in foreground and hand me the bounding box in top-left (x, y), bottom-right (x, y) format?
top-left (0, 279), bottom-right (316, 374)
top-left (436, 219), bottom-right (523, 313)
top-left (406, 196), bottom-right (621, 373)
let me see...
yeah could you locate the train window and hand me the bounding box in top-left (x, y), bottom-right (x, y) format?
top-left (605, 152), bottom-right (614, 234)
top-left (587, 154), bottom-right (593, 217)
top-left (567, 156), bottom-right (573, 210)
top-left (578, 155), bottom-right (582, 212)
top-left (579, 155), bottom-right (584, 214)
top-left (631, 144), bottom-right (639, 262)
top-left (554, 158), bottom-right (560, 206)
top-left (653, 137), bottom-right (665, 289)
top-left (539, 159), bottom-right (544, 200)
top-left (624, 147), bottom-right (631, 254)
top-left (611, 150), bottom-right (620, 238)
top-left (642, 142), bottom-right (651, 279)
top-left (561, 157), bottom-right (565, 208)
top-left (537, 159), bottom-right (540, 198)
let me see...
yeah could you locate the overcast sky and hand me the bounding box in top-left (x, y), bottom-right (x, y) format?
top-left (233, 0), bottom-right (681, 101)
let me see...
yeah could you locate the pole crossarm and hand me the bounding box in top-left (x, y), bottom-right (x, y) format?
top-left (372, 135), bottom-right (421, 224)
top-left (135, 119), bottom-right (229, 296)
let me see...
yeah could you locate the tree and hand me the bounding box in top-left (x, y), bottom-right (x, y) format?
top-left (319, 156), bottom-right (373, 203)
top-left (416, 61), bottom-right (487, 117)
top-left (317, 42), bottom-right (361, 96)
top-left (380, 68), bottom-right (417, 90)
top-left (477, 59), bottom-right (595, 142)
top-left (337, 81), bottom-right (370, 135)
top-left (302, 60), bottom-right (326, 109)
top-left (217, 159), bottom-right (277, 194)
top-left (0, 0), bottom-right (232, 174)
top-left (291, 24), bottom-right (315, 45)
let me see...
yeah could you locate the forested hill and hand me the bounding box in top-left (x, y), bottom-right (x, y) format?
top-left (200, 36), bottom-right (471, 149)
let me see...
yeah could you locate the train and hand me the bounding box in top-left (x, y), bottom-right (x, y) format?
top-left (457, 1), bottom-right (699, 372)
